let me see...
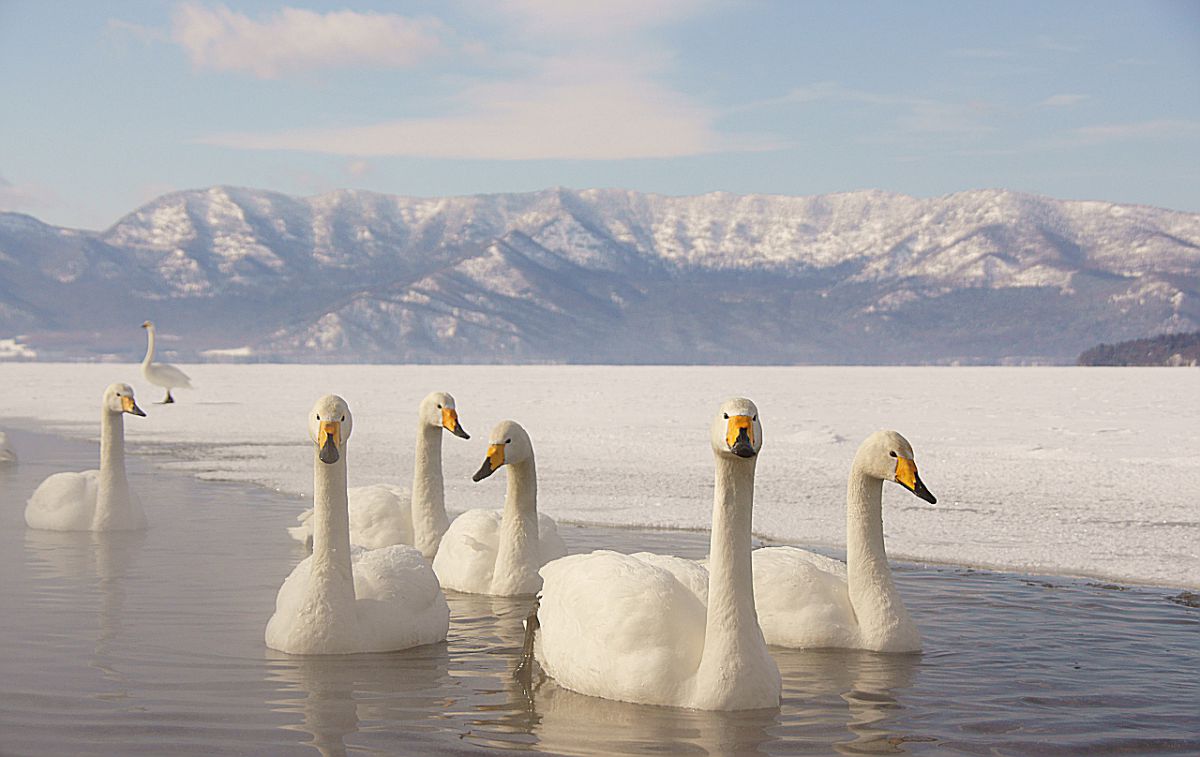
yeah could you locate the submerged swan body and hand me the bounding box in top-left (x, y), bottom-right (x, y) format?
top-left (289, 391), bottom-right (470, 558)
top-left (25, 384), bottom-right (147, 531)
top-left (535, 399), bottom-right (781, 711)
top-left (0, 431), bottom-right (15, 465)
top-left (140, 321), bottom-right (192, 404)
top-left (266, 395), bottom-right (449, 655)
top-left (432, 420), bottom-right (566, 596)
top-left (753, 430), bottom-right (936, 652)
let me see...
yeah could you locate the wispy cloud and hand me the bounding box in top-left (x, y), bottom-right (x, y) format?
top-left (1041, 94), bottom-right (1089, 107)
top-left (192, 0), bottom-right (768, 160)
top-left (169, 3), bottom-right (447, 78)
top-left (1069, 119), bottom-right (1200, 145)
top-left (0, 173), bottom-right (59, 215)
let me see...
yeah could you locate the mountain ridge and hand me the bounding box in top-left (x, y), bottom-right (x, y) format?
top-left (2, 186), bottom-right (1197, 364)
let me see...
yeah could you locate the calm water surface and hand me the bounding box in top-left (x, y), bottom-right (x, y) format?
top-left (1, 429), bottom-right (1197, 756)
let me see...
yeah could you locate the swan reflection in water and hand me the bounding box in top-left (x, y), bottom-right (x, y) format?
top-left (23, 528), bottom-right (147, 692)
top-left (267, 643), bottom-right (452, 757)
top-left (458, 589), bottom-right (920, 756)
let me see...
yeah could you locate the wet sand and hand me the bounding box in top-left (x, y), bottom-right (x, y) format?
top-left (0, 427), bottom-right (1197, 756)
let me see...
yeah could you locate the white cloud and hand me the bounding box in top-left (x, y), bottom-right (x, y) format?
top-left (170, 3), bottom-right (446, 78)
top-left (0, 174), bottom-right (59, 215)
top-left (1041, 94), bottom-right (1089, 107)
top-left (1070, 119), bottom-right (1200, 145)
top-left (490, 0), bottom-right (713, 39)
top-left (198, 67), bottom-right (768, 160)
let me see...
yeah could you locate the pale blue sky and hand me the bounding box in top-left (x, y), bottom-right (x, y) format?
top-left (2, 0), bottom-right (1198, 230)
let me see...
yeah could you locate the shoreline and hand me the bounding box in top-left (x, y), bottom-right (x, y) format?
top-left (4, 417), bottom-right (1196, 595)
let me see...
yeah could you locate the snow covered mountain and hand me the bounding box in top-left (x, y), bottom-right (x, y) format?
top-left (2, 186), bottom-right (1198, 363)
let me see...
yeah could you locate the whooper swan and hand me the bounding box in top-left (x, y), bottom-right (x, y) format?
top-left (752, 430), bottom-right (936, 652)
top-left (25, 383), bottom-right (147, 531)
top-left (140, 320), bottom-right (193, 404)
top-left (533, 398), bottom-right (782, 711)
top-left (266, 395), bottom-right (449, 655)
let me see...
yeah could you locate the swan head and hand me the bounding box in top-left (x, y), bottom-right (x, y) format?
top-left (859, 430), bottom-right (936, 504)
top-left (711, 398), bottom-right (762, 459)
top-left (104, 383), bottom-right (146, 417)
top-left (419, 391), bottom-right (469, 439)
top-left (472, 420), bottom-right (532, 481)
top-left (308, 394), bottom-right (352, 465)
top-left (141, 320), bottom-right (154, 330)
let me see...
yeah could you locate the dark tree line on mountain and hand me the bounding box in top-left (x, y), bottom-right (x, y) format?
top-left (1077, 331), bottom-right (1200, 366)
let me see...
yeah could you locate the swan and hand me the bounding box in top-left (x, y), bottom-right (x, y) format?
top-left (25, 383), bottom-right (147, 531)
top-left (0, 430), bottom-right (15, 465)
top-left (533, 398), bottom-right (782, 710)
top-left (432, 420), bottom-right (567, 596)
top-left (288, 391), bottom-right (470, 557)
top-left (140, 320), bottom-right (193, 404)
top-left (266, 395), bottom-right (449, 655)
top-left (752, 430), bottom-right (936, 653)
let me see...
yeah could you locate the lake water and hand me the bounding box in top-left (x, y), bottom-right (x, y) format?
top-left (1, 428), bottom-right (1197, 755)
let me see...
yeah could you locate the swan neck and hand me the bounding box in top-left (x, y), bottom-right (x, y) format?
top-left (491, 457), bottom-right (540, 594)
top-left (700, 454), bottom-right (761, 665)
top-left (142, 326), bottom-right (155, 369)
top-left (411, 423), bottom-right (447, 559)
top-left (93, 407), bottom-right (131, 530)
top-left (310, 446), bottom-right (356, 612)
top-left (845, 463), bottom-right (904, 629)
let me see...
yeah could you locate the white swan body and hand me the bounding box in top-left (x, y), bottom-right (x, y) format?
top-left (140, 320), bottom-right (192, 404)
top-left (25, 384), bottom-right (147, 531)
top-left (0, 431), bottom-right (15, 465)
top-left (288, 391), bottom-right (470, 557)
top-left (752, 430), bottom-right (936, 653)
top-left (432, 420), bottom-right (567, 596)
top-left (266, 395), bottom-right (449, 655)
top-left (535, 399), bottom-right (781, 711)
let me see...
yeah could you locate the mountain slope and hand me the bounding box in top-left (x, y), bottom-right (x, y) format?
top-left (1, 187), bottom-right (1197, 363)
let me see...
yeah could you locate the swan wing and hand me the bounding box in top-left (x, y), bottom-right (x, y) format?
top-left (144, 362), bottom-right (192, 388)
top-left (536, 550), bottom-right (707, 707)
top-left (536, 513), bottom-right (568, 564)
top-left (752, 546), bottom-right (858, 648)
top-left (346, 484), bottom-right (414, 548)
top-left (25, 470), bottom-right (99, 531)
top-left (431, 509), bottom-right (501, 593)
top-left (352, 545), bottom-right (449, 650)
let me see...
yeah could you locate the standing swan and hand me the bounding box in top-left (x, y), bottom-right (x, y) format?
top-left (25, 383), bottom-right (147, 531)
top-left (432, 421), bottom-right (566, 596)
top-left (534, 399), bottom-right (781, 710)
top-left (752, 430), bottom-right (936, 652)
top-left (288, 391), bottom-right (470, 557)
top-left (140, 321), bottom-right (192, 404)
top-left (266, 395), bottom-right (449, 655)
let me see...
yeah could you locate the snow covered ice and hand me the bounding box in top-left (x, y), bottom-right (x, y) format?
top-left (1, 363), bottom-right (1196, 588)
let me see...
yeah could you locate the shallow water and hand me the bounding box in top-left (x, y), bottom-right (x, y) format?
top-left (1, 428), bottom-right (1197, 755)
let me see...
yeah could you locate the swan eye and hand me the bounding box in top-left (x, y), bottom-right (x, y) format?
top-left (316, 414), bottom-right (320, 421)
top-left (752, 415), bottom-right (757, 421)
top-left (889, 450), bottom-right (897, 457)
top-left (437, 404), bottom-right (442, 409)
top-left (341, 415), bottom-right (345, 422)
top-left (505, 438), bottom-right (512, 444)
top-left (723, 413), bottom-right (729, 419)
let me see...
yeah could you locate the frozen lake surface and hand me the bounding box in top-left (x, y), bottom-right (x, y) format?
top-left (1, 428), bottom-right (1197, 755)
top-left (0, 364), bottom-right (1196, 587)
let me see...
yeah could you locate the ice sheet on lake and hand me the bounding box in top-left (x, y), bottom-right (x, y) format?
top-left (1, 364), bottom-right (1196, 588)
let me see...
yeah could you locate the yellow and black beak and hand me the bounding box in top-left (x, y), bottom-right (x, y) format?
top-left (473, 443), bottom-right (505, 482)
top-left (318, 420), bottom-right (341, 465)
top-left (443, 407), bottom-right (470, 439)
top-left (895, 457), bottom-right (936, 504)
top-left (725, 415), bottom-right (756, 458)
top-left (121, 395), bottom-right (147, 417)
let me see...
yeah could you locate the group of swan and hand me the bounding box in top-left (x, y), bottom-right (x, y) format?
top-left (21, 381), bottom-right (937, 714)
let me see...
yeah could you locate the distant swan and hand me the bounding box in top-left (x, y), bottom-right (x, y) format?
top-left (753, 430), bottom-right (936, 652)
top-left (141, 320), bottom-right (192, 404)
top-left (266, 395), bottom-right (449, 654)
top-left (432, 420), bottom-right (566, 596)
top-left (25, 383), bottom-right (147, 531)
top-left (288, 391), bottom-right (470, 558)
top-left (533, 399), bottom-right (781, 710)
top-left (0, 430), bottom-right (15, 465)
